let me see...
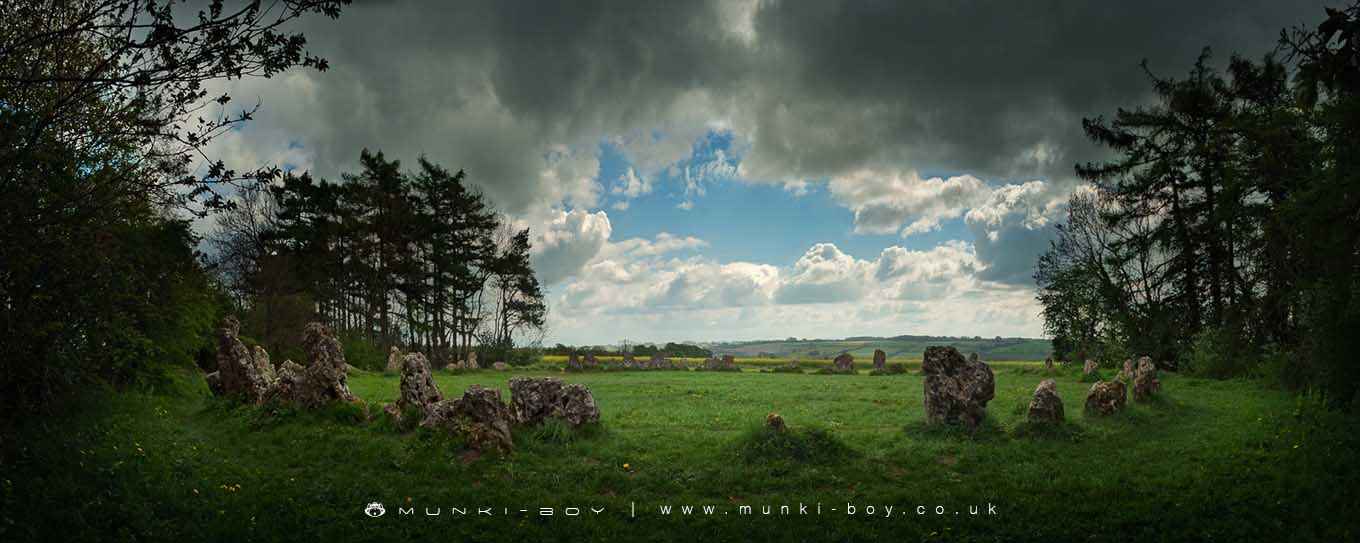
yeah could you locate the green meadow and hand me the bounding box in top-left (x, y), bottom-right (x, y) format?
top-left (4, 364), bottom-right (1356, 542)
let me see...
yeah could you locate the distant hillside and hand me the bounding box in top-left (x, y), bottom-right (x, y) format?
top-left (708, 335), bottom-right (1051, 361)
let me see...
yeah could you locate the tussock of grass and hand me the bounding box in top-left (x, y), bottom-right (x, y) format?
top-left (520, 418), bottom-right (604, 446)
top-left (735, 424), bottom-right (857, 464)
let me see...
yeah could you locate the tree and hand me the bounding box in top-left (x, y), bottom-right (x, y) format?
top-left (0, 0), bottom-right (347, 417)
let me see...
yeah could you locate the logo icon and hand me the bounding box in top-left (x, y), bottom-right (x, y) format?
top-left (364, 502), bottom-right (386, 518)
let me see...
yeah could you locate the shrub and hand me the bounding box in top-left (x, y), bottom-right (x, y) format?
top-left (1186, 325), bottom-right (1252, 379)
top-left (339, 334), bottom-right (386, 372)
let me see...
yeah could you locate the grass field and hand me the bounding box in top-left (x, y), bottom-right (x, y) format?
top-left (4, 365), bottom-right (1357, 542)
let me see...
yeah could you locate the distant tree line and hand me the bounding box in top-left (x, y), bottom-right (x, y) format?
top-left (545, 342), bottom-right (713, 358)
top-left (210, 150), bottom-right (547, 367)
top-left (1037, 4), bottom-right (1360, 403)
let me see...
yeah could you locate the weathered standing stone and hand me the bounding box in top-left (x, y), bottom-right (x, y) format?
top-left (252, 345), bottom-right (276, 381)
top-left (398, 353), bottom-right (442, 412)
top-left (268, 360), bottom-right (306, 404)
top-left (422, 385), bottom-right (514, 453)
top-left (385, 346), bottom-right (403, 373)
top-left (1044, 356), bottom-right (1055, 371)
top-left (873, 349), bottom-right (887, 371)
top-left (1082, 359), bottom-right (1098, 378)
top-left (557, 384), bottom-right (601, 427)
top-left (212, 316), bottom-right (273, 403)
top-left (832, 353), bottom-right (854, 375)
top-left (766, 413), bottom-right (786, 433)
top-left (921, 346), bottom-right (995, 428)
top-left (566, 353), bottom-right (583, 371)
top-left (1120, 359), bottom-right (1135, 382)
top-left (584, 353), bottom-right (598, 368)
top-left (1132, 356), bottom-right (1160, 401)
top-left (649, 354), bottom-right (672, 370)
top-left (466, 351), bottom-right (478, 369)
top-left (507, 377), bottom-right (602, 428)
top-left (722, 355), bottom-right (737, 370)
top-left (493, 361), bottom-right (509, 371)
top-left (1027, 379), bottom-right (1065, 423)
top-left (294, 322), bottom-right (356, 407)
top-left (1084, 380), bottom-right (1127, 416)
top-left (508, 377), bottom-right (564, 425)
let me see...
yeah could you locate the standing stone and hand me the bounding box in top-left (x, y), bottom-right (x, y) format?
top-left (649, 354), bottom-right (672, 370)
top-left (508, 377), bottom-right (564, 425)
top-left (507, 377), bottom-right (600, 427)
top-left (493, 361), bottom-right (509, 371)
top-left (295, 322), bottom-right (356, 406)
top-left (566, 353), bottom-right (583, 371)
top-left (722, 355), bottom-right (737, 370)
top-left (584, 353), bottom-right (599, 368)
top-left (213, 316), bottom-right (273, 403)
top-left (873, 349), bottom-right (887, 371)
top-left (1027, 379), bottom-right (1065, 423)
top-left (765, 413), bottom-right (786, 433)
top-left (398, 353), bottom-right (442, 412)
top-left (921, 346), bottom-right (995, 428)
top-left (252, 345), bottom-right (276, 382)
top-left (385, 346), bottom-right (403, 373)
top-left (557, 384), bottom-right (601, 427)
top-left (1044, 356), bottom-right (1055, 371)
top-left (833, 353), bottom-right (855, 373)
top-left (421, 385), bottom-right (514, 453)
top-left (1082, 359), bottom-right (1099, 378)
top-left (1084, 380), bottom-right (1127, 415)
top-left (466, 351), bottom-right (478, 369)
top-left (1120, 359), bottom-right (1135, 382)
top-left (1132, 356), bottom-right (1160, 401)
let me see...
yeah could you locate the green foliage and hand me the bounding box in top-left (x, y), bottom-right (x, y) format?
top-left (339, 334), bottom-right (386, 372)
top-left (1186, 325), bottom-right (1253, 379)
top-left (869, 363), bottom-right (908, 376)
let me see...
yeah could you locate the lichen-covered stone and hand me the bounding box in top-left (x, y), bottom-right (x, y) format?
top-left (398, 353), bottom-right (442, 412)
top-left (385, 346), bottom-right (403, 373)
top-left (212, 316), bottom-right (273, 403)
top-left (1132, 356), bottom-right (1160, 401)
top-left (921, 346), bottom-right (995, 428)
top-left (1085, 380), bottom-right (1127, 416)
top-left (508, 377), bottom-right (600, 427)
top-left (556, 384), bottom-right (601, 427)
top-left (1082, 359), bottom-right (1098, 378)
top-left (566, 353), bottom-right (583, 371)
top-left (833, 353), bottom-right (855, 373)
top-left (766, 412), bottom-right (786, 433)
top-left (1027, 379), bottom-right (1064, 423)
top-left (422, 385), bottom-right (514, 453)
top-left (294, 322), bottom-right (355, 407)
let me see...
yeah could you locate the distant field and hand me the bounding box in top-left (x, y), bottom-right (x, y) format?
top-left (539, 354), bottom-right (1045, 370)
top-left (9, 366), bottom-right (1356, 541)
top-left (705, 336), bottom-right (1052, 361)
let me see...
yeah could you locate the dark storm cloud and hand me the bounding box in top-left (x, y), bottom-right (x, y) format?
top-left (210, 0), bottom-right (1328, 286)
top-left (233, 0), bottom-right (1324, 201)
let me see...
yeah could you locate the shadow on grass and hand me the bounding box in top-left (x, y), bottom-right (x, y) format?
top-left (903, 416), bottom-right (1009, 443)
top-left (1009, 420), bottom-right (1085, 442)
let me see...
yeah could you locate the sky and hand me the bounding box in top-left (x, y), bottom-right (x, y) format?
top-left (200, 0), bottom-right (1331, 345)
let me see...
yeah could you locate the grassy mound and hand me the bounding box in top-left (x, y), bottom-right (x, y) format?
top-left (735, 424), bottom-right (857, 465)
